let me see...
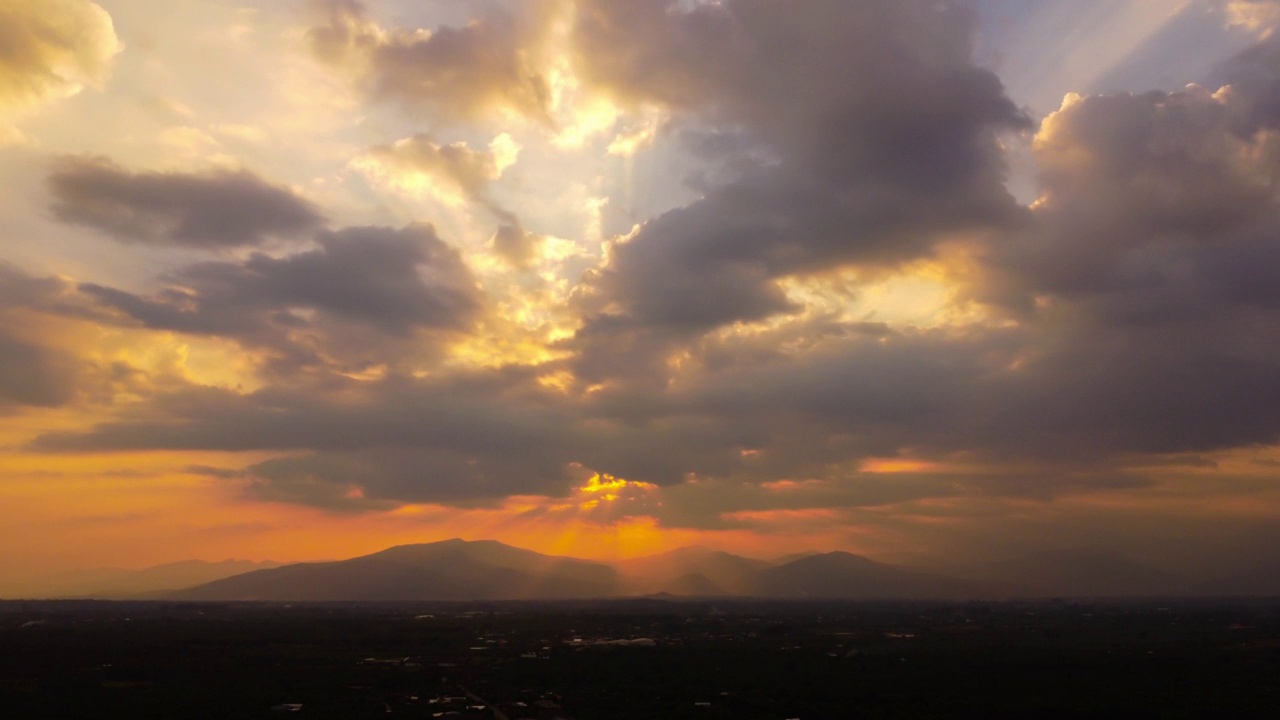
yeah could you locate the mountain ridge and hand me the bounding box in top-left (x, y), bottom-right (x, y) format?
top-left (17, 541), bottom-right (1272, 602)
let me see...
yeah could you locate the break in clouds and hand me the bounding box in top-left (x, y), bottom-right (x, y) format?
top-left (2, 0), bottom-right (1280, 559)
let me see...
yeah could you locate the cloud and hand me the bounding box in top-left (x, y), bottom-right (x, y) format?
top-left (567, 0), bottom-right (1030, 378)
top-left (0, 0), bottom-right (121, 109)
top-left (963, 48), bottom-right (1280, 456)
top-left (489, 222), bottom-right (541, 267)
top-left (307, 0), bottom-right (554, 123)
top-left (356, 132), bottom-right (544, 268)
top-left (1225, 0), bottom-right (1280, 35)
top-left (13, 0), bottom-right (1280, 566)
top-left (32, 369), bottom-right (585, 507)
top-left (47, 156), bottom-right (326, 249)
top-left (79, 224), bottom-right (484, 374)
top-left (359, 134), bottom-right (512, 201)
top-left (0, 327), bottom-right (78, 408)
top-left (0, 263), bottom-right (109, 410)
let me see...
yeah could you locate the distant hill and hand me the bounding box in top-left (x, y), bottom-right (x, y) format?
top-left (770, 550), bottom-right (821, 565)
top-left (7, 560), bottom-right (282, 599)
top-left (754, 552), bottom-right (980, 599)
top-left (171, 539), bottom-right (620, 602)
top-left (979, 549), bottom-right (1182, 598)
top-left (615, 546), bottom-right (769, 596)
top-left (149, 541), bottom-right (1232, 603)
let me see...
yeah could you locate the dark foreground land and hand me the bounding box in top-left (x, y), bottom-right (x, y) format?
top-left (0, 598), bottom-right (1277, 719)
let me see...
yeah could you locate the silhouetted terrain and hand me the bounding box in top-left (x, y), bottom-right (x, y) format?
top-left (173, 540), bottom-right (619, 601)
top-left (173, 541), bottom-right (992, 602)
top-left (614, 546), bottom-right (769, 595)
top-left (11, 540), bottom-right (1279, 603)
top-left (755, 552), bottom-right (979, 599)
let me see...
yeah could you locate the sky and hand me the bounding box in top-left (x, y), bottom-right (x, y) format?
top-left (2, 0), bottom-right (1280, 590)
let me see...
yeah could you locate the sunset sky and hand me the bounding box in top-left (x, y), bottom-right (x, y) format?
top-left (3, 0), bottom-right (1280, 592)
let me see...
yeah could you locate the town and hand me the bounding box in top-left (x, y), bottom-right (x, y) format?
top-left (1, 598), bottom-right (1278, 718)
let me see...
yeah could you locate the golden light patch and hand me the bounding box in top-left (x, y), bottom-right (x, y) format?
top-left (776, 243), bottom-right (990, 330)
top-left (761, 479), bottom-right (825, 492)
top-left (444, 324), bottom-right (569, 370)
top-left (580, 474), bottom-right (654, 494)
top-left (607, 108), bottom-right (663, 157)
top-left (349, 153), bottom-right (470, 207)
top-left (860, 458), bottom-right (942, 474)
top-left (536, 371), bottom-right (577, 392)
top-left (722, 508), bottom-right (841, 524)
top-left (489, 132), bottom-right (521, 173)
top-left (91, 328), bottom-right (262, 392)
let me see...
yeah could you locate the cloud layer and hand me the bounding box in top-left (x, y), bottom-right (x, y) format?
top-left (1, 0), bottom-right (1279, 573)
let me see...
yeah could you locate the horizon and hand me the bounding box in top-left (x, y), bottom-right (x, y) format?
top-left (2, 0), bottom-right (1280, 593)
top-left (5, 536), bottom-right (1274, 601)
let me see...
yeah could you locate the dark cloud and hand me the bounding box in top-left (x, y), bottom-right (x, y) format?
top-left (308, 0), bottom-right (553, 123)
top-left (0, 329), bottom-right (78, 408)
top-left (80, 224), bottom-right (484, 374)
top-left (31, 370), bottom-right (585, 507)
top-left (0, 261), bottom-right (70, 311)
top-left (0, 263), bottom-right (112, 410)
top-left (961, 45), bottom-right (1280, 458)
top-left (568, 0), bottom-right (1030, 378)
top-left (48, 156), bottom-right (325, 249)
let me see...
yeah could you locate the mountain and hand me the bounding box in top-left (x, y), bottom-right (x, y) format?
top-left (171, 539), bottom-right (620, 602)
top-left (771, 550), bottom-right (821, 565)
top-left (614, 546), bottom-right (769, 596)
top-left (979, 548), bottom-right (1182, 598)
top-left (6, 560), bottom-right (282, 599)
top-left (154, 541), bottom-right (1214, 603)
top-left (754, 552), bottom-right (980, 599)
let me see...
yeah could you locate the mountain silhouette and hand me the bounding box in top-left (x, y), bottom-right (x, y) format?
top-left (171, 539), bottom-right (619, 601)
top-left (754, 552), bottom-right (979, 599)
top-left (150, 541), bottom-right (1230, 602)
top-left (615, 546), bottom-right (769, 595)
